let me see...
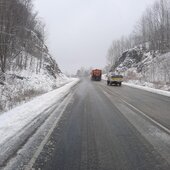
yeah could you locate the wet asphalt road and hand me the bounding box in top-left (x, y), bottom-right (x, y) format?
top-left (33, 79), bottom-right (170, 170)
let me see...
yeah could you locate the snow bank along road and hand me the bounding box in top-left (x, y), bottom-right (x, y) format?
top-left (0, 78), bottom-right (79, 169)
top-left (2, 78), bottom-right (170, 170)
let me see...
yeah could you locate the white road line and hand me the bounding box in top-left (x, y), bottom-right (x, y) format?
top-left (103, 91), bottom-right (112, 99)
top-left (25, 93), bottom-right (73, 170)
top-left (101, 86), bottom-right (170, 164)
top-left (101, 86), bottom-right (170, 135)
top-left (121, 99), bottom-right (170, 135)
top-left (99, 83), bottom-right (129, 100)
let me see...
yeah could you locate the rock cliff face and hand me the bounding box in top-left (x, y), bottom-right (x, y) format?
top-left (111, 48), bottom-right (170, 91)
top-left (112, 48), bottom-right (144, 72)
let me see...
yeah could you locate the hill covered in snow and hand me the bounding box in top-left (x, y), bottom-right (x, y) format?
top-left (0, 0), bottom-right (71, 113)
top-left (0, 49), bottom-right (72, 113)
top-left (111, 48), bottom-right (170, 91)
top-left (106, 0), bottom-right (170, 91)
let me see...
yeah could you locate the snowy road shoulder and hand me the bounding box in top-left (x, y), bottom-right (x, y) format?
top-left (102, 74), bottom-right (170, 97)
top-left (123, 82), bottom-right (170, 97)
top-left (0, 78), bottom-right (79, 147)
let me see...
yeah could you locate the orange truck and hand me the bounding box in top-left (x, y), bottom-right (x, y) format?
top-left (91, 69), bottom-right (102, 81)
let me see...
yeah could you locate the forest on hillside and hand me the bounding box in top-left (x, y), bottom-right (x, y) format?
top-left (107, 0), bottom-right (170, 67)
top-left (0, 0), bottom-right (60, 83)
top-left (0, 0), bottom-right (64, 112)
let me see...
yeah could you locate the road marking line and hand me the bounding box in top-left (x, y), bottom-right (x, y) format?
top-left (25, 93), bottom-right (73, 170)
top-left (121, 99), bottom-right (170, 135)
top-left (103, 91), bottom-right (111, 98)
top-left (100, 86), bottom-right (170, 135)
top-left (98, 83), bottom-right (129, 100)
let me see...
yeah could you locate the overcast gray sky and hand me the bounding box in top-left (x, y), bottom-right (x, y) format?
top-left (35, 0), bottom-right (156, 74)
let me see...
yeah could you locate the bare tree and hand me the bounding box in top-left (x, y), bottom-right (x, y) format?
top-left (107, 0), bottom-right (170, 69)
top-left (0, 0), bottom-right (51, 75)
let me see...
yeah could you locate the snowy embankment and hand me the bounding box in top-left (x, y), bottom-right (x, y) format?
top-left (107, 48), bottom-right (170, 93)
top-left (0, 78), bottom-right (79, 147)
top-left (123, 82), bottom-right (170, 97)
top-left (102, 74), bottom-right (170, 97)
top-left (0, 71), bottom-right (73, 113)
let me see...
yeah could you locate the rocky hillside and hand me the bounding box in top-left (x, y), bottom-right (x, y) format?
top-left (0, 0), bottom-right (70, 113)
top-left (0, 48), bottom-right (71, 113)
top-left (111, 48), bottom-right (170, 91)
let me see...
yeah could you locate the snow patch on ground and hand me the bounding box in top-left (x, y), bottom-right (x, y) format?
top-left (123, 82), bottom-right (170, 97)
top-left (102, 74), bottom-right (107, 81)
top-left (124, 79), bottom-right (170, 91)
top-left (0, 78), bottom-right (79, 146)
top-left (0, 70), bottom-right (72, 113)
top-left (102, 74), bottom-right (170, 97)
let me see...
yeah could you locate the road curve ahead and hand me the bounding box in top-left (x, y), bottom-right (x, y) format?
top-left (33, 78), bottom-right (170, 170)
